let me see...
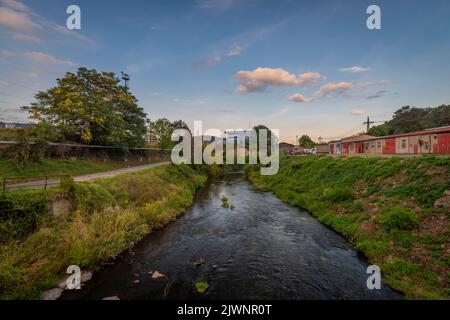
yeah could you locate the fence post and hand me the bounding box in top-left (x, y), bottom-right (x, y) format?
top-left (44, 176), bottom-right (48, 190)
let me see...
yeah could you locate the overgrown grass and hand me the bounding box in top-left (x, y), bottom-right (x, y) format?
top-left (248, 155), bottom-right (450, 299)
top-left (0, 164), bottom-right (207, 299)
top-left (0, 157), bottom-right (131, 179)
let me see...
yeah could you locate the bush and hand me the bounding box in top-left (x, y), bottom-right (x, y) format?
top-left (376, 207), bottom-right (420, 231)
top-left (0, 190), bottom-right (50, 243)
top-left (322, 187), bottom-right (353, 202)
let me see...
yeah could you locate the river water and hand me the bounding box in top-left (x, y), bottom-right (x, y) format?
top-left (62, 172), bottom-right (401, 300)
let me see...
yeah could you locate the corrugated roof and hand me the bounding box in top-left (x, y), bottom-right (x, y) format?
top-left (331, 126), bottom-right (450, 144)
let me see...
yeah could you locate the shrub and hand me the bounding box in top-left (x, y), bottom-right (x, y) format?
top-left (376, 207), bottom-right (420, 231)
top-left (322, 187), bottom-right (353, 202)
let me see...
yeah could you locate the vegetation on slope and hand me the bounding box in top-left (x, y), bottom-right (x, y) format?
top-left (368, 104), bottom-right (450, 136)
top-left (0, 157), bottom-right (132, 179)
top-left (248, 155), bottom-right (450, 299)
top-left (0, 164), bottom-right (206, 299)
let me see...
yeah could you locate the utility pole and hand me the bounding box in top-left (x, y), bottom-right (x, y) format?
top-left (363, 116), bottom-right (375, 133)
top-left (121, 72), bottom-right (130, 88)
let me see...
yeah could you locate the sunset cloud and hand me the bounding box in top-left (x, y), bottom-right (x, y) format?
top-left (288, 93), bottom-right (313, 103)
top-left (351, 109), bottom-right (368, 115)
top-left (234, 68), bottom-right (321, 93)
top-left (316, 81), bottom-right (353, 97)
top-left (23, 52), bottom-right (75, 66)
top-left (365, 90), bottom-right (387, 100)
top-left (0, 0), bottom-right (94, 45)
top-left (10, 32), bottom-right (43, 43)
top-left (193, 45), bottom-right (243, 71)
top-left (0, 6), bottom-right (41, 33)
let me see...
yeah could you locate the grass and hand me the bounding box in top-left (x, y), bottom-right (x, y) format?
top-left (248, 155), bottom-right (450, 300)
top-left (221, 195), bottom-right (230, 208)
top-left (0, 164), bottom-right (207, 299)
top-left (0, 157), bottom-right (133, 179)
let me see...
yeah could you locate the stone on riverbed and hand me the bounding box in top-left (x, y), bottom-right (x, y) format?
top-left (41, 288), bottom-right (63, 300)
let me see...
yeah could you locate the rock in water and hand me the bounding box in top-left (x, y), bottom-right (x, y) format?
top-left (151, 271), bottom-right (166, 279)
top-left (102, 296), bottom-right (120, 300)
top-left (41, 288), bottom-right (63, 300)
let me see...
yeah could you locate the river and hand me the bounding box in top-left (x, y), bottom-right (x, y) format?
top-left (62, 171), bottom-right (402, 300)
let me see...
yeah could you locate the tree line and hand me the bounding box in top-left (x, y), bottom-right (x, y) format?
top-left (368, 105), bottom-right (450, 136)
top-left (19, 67), bottom-right (189, 151)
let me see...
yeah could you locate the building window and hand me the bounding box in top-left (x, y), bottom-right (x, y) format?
top-left (401, 139), bottom-right (407, 149)
top-left (424, 142), bottom-right (430, 150)
top-left (371, 142), bottom-right (375, 148)
top-left (377, 141), bottom-right (381, 148)
top-left (350, 143), bottom-right (355, 151)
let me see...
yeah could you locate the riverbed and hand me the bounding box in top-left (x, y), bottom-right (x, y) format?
top-left (62, 172), bottom-right (401, 300)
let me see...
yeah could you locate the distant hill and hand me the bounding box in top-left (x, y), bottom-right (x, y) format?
top-left (368, 105), bottom-right (450, 136)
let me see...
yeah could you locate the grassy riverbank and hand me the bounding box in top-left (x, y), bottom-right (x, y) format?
top-left (0, 164), bottom-right (207, 299)
top-left (0, 157), bottom-right (135, 179)
top-left (248, 155), bottom-right (450, 299)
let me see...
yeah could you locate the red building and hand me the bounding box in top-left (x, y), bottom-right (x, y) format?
top-left (329, 126), bottom-right (450, 155)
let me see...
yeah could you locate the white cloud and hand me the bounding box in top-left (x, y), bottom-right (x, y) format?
top-left (316, 81), bottom-right (353, 97)
top-left (234, 68), bottom-right (321, 93)
top-left (23, 52), bottom-right (75, 66)
top-left (0, 80), bottom-right (8, 87)
top-left (379, 79), bottom-right (392, 85)
top-left (226, 46), bottom-right (242, 57)
top-left (288, 93), bottom-right (313, 103)
top-left (351, 109), bottom-right (368, 115)
top-left (339, 66), bottom-right (371, 73)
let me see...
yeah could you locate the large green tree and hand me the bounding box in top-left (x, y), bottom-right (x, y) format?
top-left (298, 135), bottom-right (316, 148)
top-left (22, 67), bottom-right (148, 147)
top-left (368, 105), bottom-right (450, 136)
top-left (148, 118), bottom-right (190, 149)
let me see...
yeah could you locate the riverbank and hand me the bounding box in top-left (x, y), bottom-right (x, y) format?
top-left (0, 164), bottom-right (207, 299)
top-left (248, 155), bottom-right (450, 299)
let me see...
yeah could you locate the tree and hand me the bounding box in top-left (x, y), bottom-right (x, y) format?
top-left (367, 124), bottom-right (389, 136)
top-left (366, 105), bottom-right (450, 136)
top-left (252, 124), bottom-right (276, 152)
top-left (148, 118), bottom-right (191, 149)
top-left (22, 67), bottom-right (148, 148)
top-left (298, 135), bottom-right (316, 148)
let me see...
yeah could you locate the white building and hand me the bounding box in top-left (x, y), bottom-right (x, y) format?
top-left (224, 129), bottom-right (251, 145)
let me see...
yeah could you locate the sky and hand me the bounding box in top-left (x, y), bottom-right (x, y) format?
top-left (1, 0), bottom-right (450, 143)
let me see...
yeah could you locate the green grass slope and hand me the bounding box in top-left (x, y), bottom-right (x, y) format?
top-left (248, 155), bottom-right (450, 299)
top-left (0, 164), bottom-right (206, 299)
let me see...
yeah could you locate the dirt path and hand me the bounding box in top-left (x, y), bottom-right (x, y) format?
top-left (4, 161), bottom-right (171, 190)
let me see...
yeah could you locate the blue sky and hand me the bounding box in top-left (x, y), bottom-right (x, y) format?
top-left (1, 0), bottom-right (450, 143)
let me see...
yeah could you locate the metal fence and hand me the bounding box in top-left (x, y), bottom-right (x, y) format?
top-left (1, 175), bottom-right (72, 191)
